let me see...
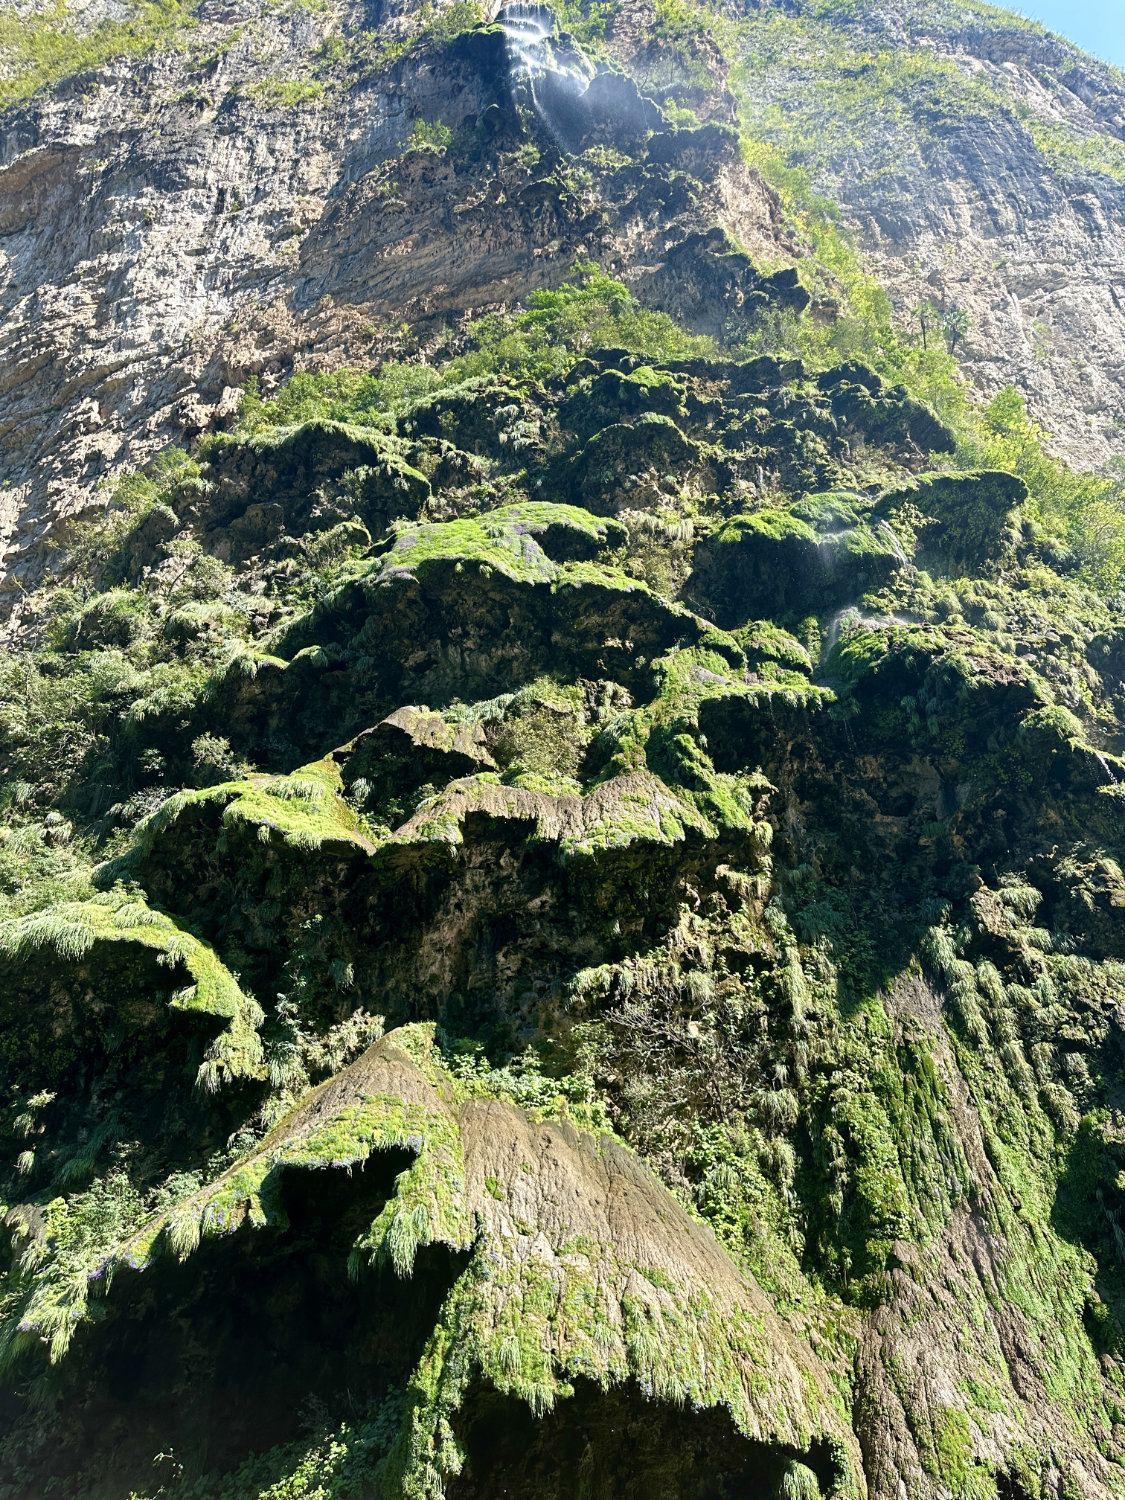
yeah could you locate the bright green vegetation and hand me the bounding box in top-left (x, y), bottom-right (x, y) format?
top-left (714, 0), bottom-right (1125, 200)
top-left (7, 5), bottom-right (1125, 1498)
top-left (228, 265), bottom-right (1125, 588)
top-left (231, 269), bottom-right (715, 441)
top-left (1022, 119), bottom-right (1125, 184)
top-left (407, 118), bottom-right (454, 151)
top-left (242, 76), bottom-right (325, 106)
top-left (6, 278), bottom-right (1125, 1492)
top-left (0, 0), bottom-right (197, 109)
top-left (0, 888), bottom-right (265, 1092)
top-left (552, 0), bottom-right (618, 47)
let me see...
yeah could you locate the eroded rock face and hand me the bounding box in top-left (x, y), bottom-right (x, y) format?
top-left (8, 3), bottom-right (1125, 1499)
top-left (729, 0), bottom-right (1125, 471)
top-left (0, 0), bottom-right (791, 608)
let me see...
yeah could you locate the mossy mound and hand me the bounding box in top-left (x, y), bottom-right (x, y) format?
top-left (817, 364), bottom-right (956, 455)
top-left (0, 892), bottom-right (264, 1098)
top-left (177, 506), bottom-right (697, 768)
top-left (10, 1027), bottom-right (860, 1499)
top-left (105, 741), bottom-right (764, 1042)
top-left (636, 228), bottom-right (811, 341)
top-left (558, 365), bottom-right (690, 441)
top-left (689, 496), bottom-right (907, 625)
top-left (875, 470), bottom-right (1028, 573)
top-left (562, 413), bottom-right (714, 512)
top-left (186, 421), bottom-right (431, 562)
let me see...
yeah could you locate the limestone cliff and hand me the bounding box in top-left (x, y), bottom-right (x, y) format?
top-left (4, 2), bottom-right (1125, 1500)
top-left (0, 0), bottom-right (791, 608)
top-left (729, 0), bottom-right (1125, 471)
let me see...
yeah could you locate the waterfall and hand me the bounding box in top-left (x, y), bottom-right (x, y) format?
top-left (499, 6), bottom-right (594, 147)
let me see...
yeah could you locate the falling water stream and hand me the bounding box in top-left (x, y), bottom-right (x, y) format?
top-left (498, 6), bottom-right (596, 147)
top-left (821, 606), bottom-right (913, 662)
top-left (1092, 750), bottom-right (1121, 786)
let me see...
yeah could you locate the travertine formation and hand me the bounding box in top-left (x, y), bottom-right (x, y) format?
top-left (3, 2), bottom-right (1125, 1499)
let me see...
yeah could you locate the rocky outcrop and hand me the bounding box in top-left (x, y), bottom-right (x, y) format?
top-left (32, 1025), bottom-right (856, 1499)
top-left (8, 3), bottom-right (1125, 1499)
top-left (729, 0), bottom-right (1125, 471)
top-left (0, 0), bottom-right (791, 609)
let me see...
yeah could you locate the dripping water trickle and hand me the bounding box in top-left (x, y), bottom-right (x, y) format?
top-left (499, 6), bottom-right (595, 144)
top-left (1092, 749), bottom-right (1120, 786)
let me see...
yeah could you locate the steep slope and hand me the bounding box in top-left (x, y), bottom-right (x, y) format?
top-left (2, 298), bottom-right (1125, 1497)
top-left (727, 0), bottom-right (1125, 471)
top-left (5, 2), bottom-right (1125, 1500)
top-left (0, 0), bottom-right (792, 606)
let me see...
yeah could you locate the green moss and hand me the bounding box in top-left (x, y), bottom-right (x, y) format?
top-left (875, 470), bottom-right (1027, 573)
top-left (692, 503), bottom-right (905, 625)
top-left (0, 889), bottom-right (264, 1091)
top-left (7, 68), bottom-right (1125, 1491)
top-left (388, 769), bottom-right (715, 857)
top-left (385, 1207), bottom-right (845, 1497)
top-left (360, 502), bottom-right (626, 586)
top-left (131, 756), bottom-right (375, 860)
top-left (19, 1026), bottom-right (858, 1497)
top-left (927, 1406), bottom-right (973, 1487)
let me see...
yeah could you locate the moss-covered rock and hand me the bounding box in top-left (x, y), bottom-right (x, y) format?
top-left (0, 892), bottom-right (264, 1098)
top-left (562, 413), bottom-right (713, 512)
top-left (25, 1027), bottom-right (862, 1500)
top-left (636, 227), bottom-right (811, 341)
top-left (187, 506), bottom-right (696, 765)
top-left (818, 366), bottom-right (957, 455)
top-left (6, 127), bottom-right (1125, 1500)
top-left (105, 745), bottom-right (764, 1043)
top-left (558, 365), bottom-right (689, 442)
top-left (688, 497), bottom-right (906, 625)
top-left (187, 420), bottom-right (431, 561)
top-left (875, 470), bottom-right (1028, 574)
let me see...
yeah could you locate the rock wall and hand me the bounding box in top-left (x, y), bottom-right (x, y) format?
top-left (731, 0), bottom-right (1125, 470)
top-left (0, 0), bottom-right (791, 608)
top-left (6, 3), bottom-right (1125, 1499)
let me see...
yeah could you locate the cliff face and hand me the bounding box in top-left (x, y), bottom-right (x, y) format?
top-left (731, 0), bottom-right (1125, 471)
top-left (5, 0), bottom-right (1123, 594)
top-left (5, 3), bottom-right (1125, 1500)
top-left (0, 0), bottom-right (790, 607)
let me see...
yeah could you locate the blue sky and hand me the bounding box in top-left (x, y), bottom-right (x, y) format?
top-left (1016, 0), bottom-right (1125, 67)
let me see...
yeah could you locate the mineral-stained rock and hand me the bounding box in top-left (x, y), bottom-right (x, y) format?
top-left (7, 4), bottom-right (1125, 1499)
top-left (4, 1026), bottom-right (861, 1498)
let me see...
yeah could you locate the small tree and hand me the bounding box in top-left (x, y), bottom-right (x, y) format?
top-left (941, 303), bottom-right (970, 355)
